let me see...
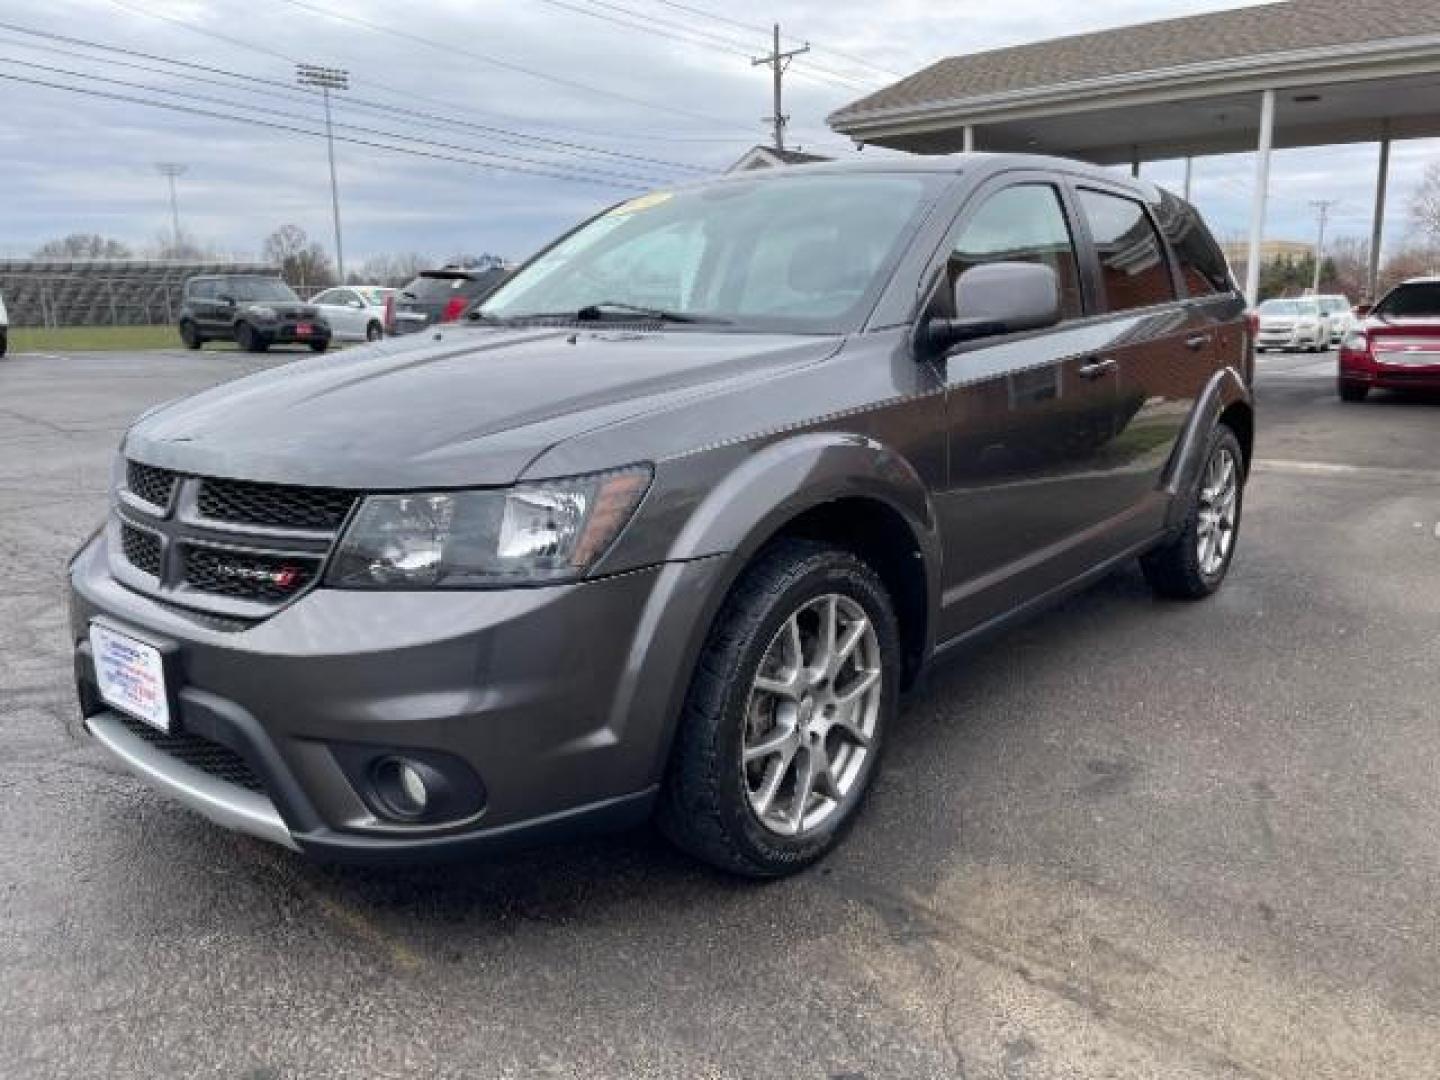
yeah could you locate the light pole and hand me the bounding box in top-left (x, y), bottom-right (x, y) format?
top-left (154, 162), bottom-right (186, 250)
top-left (296, 63), bottom-right (349, 283)
top-left (1310, 199), bottom-right (1338, 294)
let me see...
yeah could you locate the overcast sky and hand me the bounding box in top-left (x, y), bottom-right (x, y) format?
top-left (0, 0), bottom-right (1433, 268)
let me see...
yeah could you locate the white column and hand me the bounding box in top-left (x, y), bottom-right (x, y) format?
top-left (1367, 120), bottom-right (1391, 302)
top-left (1243, 89), bottom-right (1276, 308)
top-left (962, 125), bottom-right (975, 153)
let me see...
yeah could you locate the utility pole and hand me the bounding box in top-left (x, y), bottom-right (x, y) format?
top-left (752, 24), bottom-right (808, 152)
top-left (297, 63), bottom-right (349, 283)
top-left (1310, 199), bottom-right (1338, 294)
top-left (154, 163), bottom-right (186, 250)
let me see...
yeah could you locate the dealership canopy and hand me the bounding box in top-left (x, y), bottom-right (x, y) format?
top-left (828, 0), bottom-right (1440, 304)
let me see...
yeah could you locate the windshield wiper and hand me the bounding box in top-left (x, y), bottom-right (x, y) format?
top-left (575, 301), bottom-right (729, 325)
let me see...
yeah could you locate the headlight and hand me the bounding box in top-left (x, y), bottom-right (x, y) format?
top-left (327, 466), bottom-right (651, 589)
top-left (1341, 330), bottom-right (1368, 351)
top-left (249, 305), bottom-right (278, 321)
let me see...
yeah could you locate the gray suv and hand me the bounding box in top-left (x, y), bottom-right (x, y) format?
top-left (70, 156), bottom-right (1252, 877)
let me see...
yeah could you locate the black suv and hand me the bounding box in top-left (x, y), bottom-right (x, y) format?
top-left (386, 266), bottom-right (508, 336)
top-left (179, 275), bottom-right (330, 353)
top-left (74, 157), bottom-right (1251, 876)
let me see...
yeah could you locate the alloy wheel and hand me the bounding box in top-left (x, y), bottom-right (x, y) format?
top-left (742, 593), bottom-right (882, 838)
top-left (1197, 444), bottom-right (1239, 576)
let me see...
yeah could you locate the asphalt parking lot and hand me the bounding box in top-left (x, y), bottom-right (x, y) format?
top-left (2, 345), bottom-right (1437, 1079)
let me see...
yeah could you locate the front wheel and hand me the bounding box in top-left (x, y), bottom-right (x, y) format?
top-left (1141, 425), bottom-right (1245, 600)
top-left (179, 320), bottom-right (203, 350)
top-left (658, 539), bottom-right (900, 878)
top-left (235, 322), bottom-right (268, 353)
top-left (366, 321), bottom-right (383, 342)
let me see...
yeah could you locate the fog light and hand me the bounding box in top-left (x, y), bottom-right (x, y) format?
top-left (372, 756), bottom-right (432, 819)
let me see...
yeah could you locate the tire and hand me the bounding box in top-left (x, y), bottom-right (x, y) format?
top-left (309, 339), bottom-right (330, 353)
top-left (1141, 425), bottom-right (1245, 600)
top-left (235, 322), bottom-right (268, 353)
top-left (0, 328), bottom-right (7, 358)
top-left (1339, 381), bottom-right (1369, 403)
top-left (179, 320), bottom-right (203, 350)
top-left (366, 321), bottom-right (383, 342)
top-left (658, 538), bottom-right (900, 878)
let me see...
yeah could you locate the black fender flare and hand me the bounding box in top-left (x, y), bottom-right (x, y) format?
top-left (1162, 366), bottom-right (1253, 532)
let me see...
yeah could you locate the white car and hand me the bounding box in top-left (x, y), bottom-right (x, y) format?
top-left (0, 289), bottom-right (8, 357)
top-left (1315, 294), bottom-right (1353, 344)
top-left (1253, 297), bottom-right (1327, 352)
top-left (309, 285), bottom-right (393, 343)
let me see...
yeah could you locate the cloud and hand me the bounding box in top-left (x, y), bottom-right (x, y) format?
top-left (0, 0), bottom-right (1433, 269)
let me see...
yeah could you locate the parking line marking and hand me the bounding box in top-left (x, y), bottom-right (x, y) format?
top-left (1253, 458), bottom-right (1440, 483)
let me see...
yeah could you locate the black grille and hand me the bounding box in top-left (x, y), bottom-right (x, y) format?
top-left (126, 461), bottom-right (178, 509)
top-left (120, 524), bottom-right (162, 577)
top-left (182, 545), bottom-right (319, 603)
top-left (197, 478), bottom-right (356, 531)
top-left (113, 712), bottom-right (267, 794)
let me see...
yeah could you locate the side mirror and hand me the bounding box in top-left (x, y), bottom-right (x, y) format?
top-left (919, 261), bottom-right (1062, 356)
top-left (1353, 303), bottom-right (1372, 318)
top-left (217, 294), bottom-right (235, 306)
top-left (348, 299), bottom-right (365, 309)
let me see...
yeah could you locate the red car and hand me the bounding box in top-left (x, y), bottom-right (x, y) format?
top-left (1338, 278), bottom-right (1440, 401)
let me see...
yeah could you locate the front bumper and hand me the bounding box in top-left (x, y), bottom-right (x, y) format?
top-left (1255, 325), bottom-right (1320, 349)
top-left (1339, 349), bottom-right (1440, 391)
top-left (70, 535), bottom-right (727, 860)
top-left (259, 321), bottom-right (330, 345)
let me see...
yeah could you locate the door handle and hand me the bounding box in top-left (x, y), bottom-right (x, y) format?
top-left (1184, 334), bottom-right (1209, 351)
top-left (1077, 357), bottom-right (1117, 380)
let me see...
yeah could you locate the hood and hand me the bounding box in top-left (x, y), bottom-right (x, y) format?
top-left (125, 325), bottom-right (839, 488)
top-left (245, 302), bottom-right (316, 319)
top-left (1362, 315), bottom-right (1440, 338)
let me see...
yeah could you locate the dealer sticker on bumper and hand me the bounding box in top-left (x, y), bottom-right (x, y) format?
top-left (90, 623), bottom-right (171, 732)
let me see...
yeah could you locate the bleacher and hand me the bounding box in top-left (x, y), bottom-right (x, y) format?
top-left (0, 259), bottom-right (279, 327)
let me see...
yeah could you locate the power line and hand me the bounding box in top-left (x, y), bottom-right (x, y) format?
top-left (532, 0), bottom-right (877, 92)
top-left (0, 21), bottom-right (713, 175)
top-left (265, 0), bottom-right (756, 132)
top-left (638, 0), bottom-right (909, 80)
top-left (0, 54), bottom-right (675, 185)
top-left (0, 67), bottom-right (670, 189)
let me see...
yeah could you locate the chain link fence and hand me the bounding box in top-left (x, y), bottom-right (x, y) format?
top-left (0, 260), bottom-right (281, 328)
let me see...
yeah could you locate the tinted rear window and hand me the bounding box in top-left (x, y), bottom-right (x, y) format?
top-left (1078, 188), bottom-right (1177, 312)
top-left (402, 275), bottom-right (481, 302)
top-left (1374, 283), bottom-right (1440, 318)
top-left (1156, 193), bottom-right (1233, 296)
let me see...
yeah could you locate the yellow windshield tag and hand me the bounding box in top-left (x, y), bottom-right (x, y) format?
top-left (609, 191), bottom-right (673, 216)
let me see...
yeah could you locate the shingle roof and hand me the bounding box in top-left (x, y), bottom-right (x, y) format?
top-left (830, 0), bottom-right (1440, 124)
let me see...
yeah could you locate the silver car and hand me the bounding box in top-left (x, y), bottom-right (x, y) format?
top-left (309, 285), bottom-right (393, 342)
top-left (1254, 297), bottom-right (1326, 352)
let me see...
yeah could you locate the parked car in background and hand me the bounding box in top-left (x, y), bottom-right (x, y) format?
top-left (0, 289), bottom-right (7, 357)
top-left (311, 285), bottom-right (393, 342)
top-left (180, 275), bottom-right (330, 353)
top-left (72, 156), bottom-right (1252, 877)
top-left (1338, 277), bottom-right (1440, 401)
top-left (385, 265), bottom-right (507, 336)
top-left (1254, 297), bottom-right (1326, 352)
top-left (1316, 293), bottom-right (1353, 344)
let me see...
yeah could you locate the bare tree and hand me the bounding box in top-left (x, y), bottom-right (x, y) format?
top-left (1410, 160), bottom-right (1440, 248)
top-left (262, 224), bottom-right (336, 290)
top-left (33, 233), bottom-right (133, 259)
top-left (355, 252), bottom-right (432, 287)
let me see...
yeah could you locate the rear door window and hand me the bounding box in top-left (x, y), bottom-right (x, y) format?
top-left (1078, 189), bottom-right (1178, 312)
top-left (189, 280), bottom-right (215, 300)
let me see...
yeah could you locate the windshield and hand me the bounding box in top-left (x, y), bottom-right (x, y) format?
top-left (1317, 296), bottom-right (1349, 314)
top-left (231, 278), bottom-right (300, 303)
top-left (1259, 299), bottom-right (1316, 317)
top-left (479, 172), bottom-right (944, 333)
top-left (1373, 282), bottom-right (1440, 318)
